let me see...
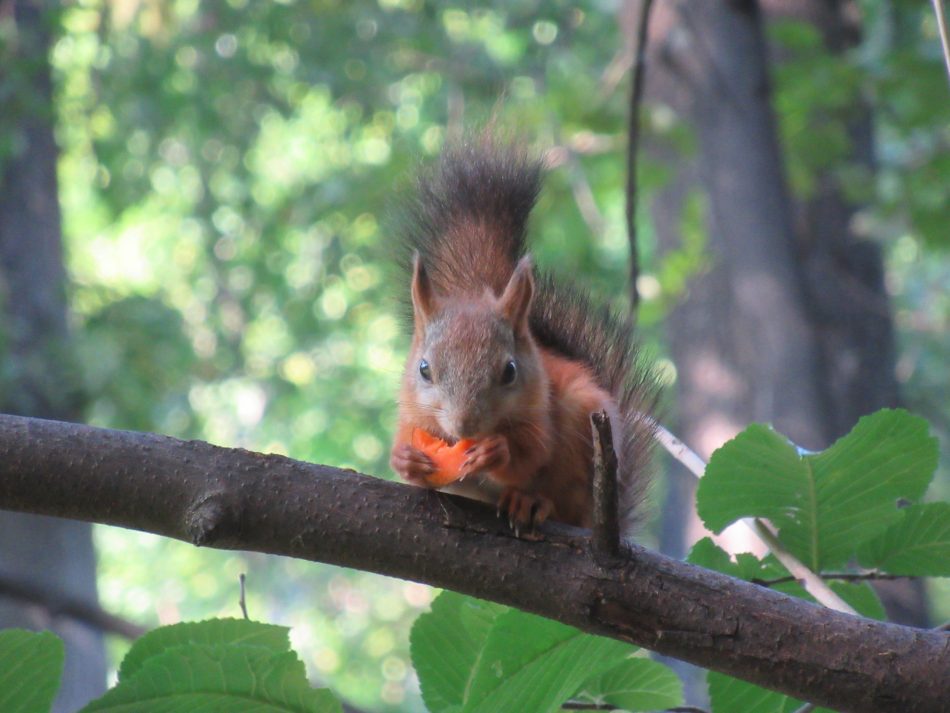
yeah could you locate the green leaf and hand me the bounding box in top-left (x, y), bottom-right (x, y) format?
top-left (857, 502), bottom-right (950, 575)
top-left (698, 423), bottom-right (808, 533)
top-left (708, 671), bottom-right (836, 713)
top-left (574, 658), bottom-right (684, 711)
top-left (688, 540), bottom-right (885, 619)
top-left (698, 409), bottom-right (937, 569)
top-left (462, 608), bottom-right (635, 713)
top-left (118, 618), bottom-right (290, 681)
top-left (799, 409), bottom-right (936, 567)
top-left (410, 592), bottom-right (507, 713)
top-left (827, 582), bottom-right (886, 620)
top-left (686, 537), bottom-right (740, 576)
top-left (82, 644), bottom-right (340, 713)
top-left (708, 672), bottom-right (792, 713)
top-left (0, 629), bottom-right (64, 713)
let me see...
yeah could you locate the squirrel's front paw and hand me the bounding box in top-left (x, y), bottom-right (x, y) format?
top-left (460, 434), bottom-right (510, 476)
top-left (498, 487), bottom-right (553, 535)
top-left (390, 443), bottom-right (436, 487)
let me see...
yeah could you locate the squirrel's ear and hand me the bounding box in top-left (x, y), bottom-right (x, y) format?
top-left (411, 252), bottom-right (438, 325)
top-left (498, 255), bottom-right (534, 335)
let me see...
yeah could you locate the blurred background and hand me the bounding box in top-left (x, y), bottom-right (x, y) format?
top-left (0, 0), bottom-right (948, 711)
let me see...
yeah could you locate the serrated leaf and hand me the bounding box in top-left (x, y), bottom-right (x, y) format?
top-left (574, 658), bottom-right (683, 711)
top-left (828, 582), bottom-right (886, 620)
top-left (463, 609), bottom-right (634, 713)
top-left (410, 592), bottom-right (507, 713)
top-left (857, 503), bottom-right (950, 575)
top-left (686, 538), bottom-right (740, 577)
top-left (689, 542), bottom-right (885, 619)
top-left (0, 629), bottom-right (64, 713)
top-left (698, 424), bottom-right (807, 533)
top-left (82, 644), bottom-right (340, 713)
top-left (708, 672), bottom-right (835, 713)
top-left (708, 671), bottom-right (792, 713)
top-left (699, 410), bottom-right (937, 570)
top-left (799, 409), bottom-right (937, 568)
top-left (118, 618), bottom-right (290, 681)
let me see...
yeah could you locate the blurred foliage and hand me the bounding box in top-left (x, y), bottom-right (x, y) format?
top-left (51, 2), bottom-right (659, 710)
top-left (0, 0), bottom-right (941, 709)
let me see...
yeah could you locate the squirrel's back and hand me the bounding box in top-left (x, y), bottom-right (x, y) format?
top-left (396, 138), bottom-right (656, 525)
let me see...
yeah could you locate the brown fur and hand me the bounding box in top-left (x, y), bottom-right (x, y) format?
top-left (390, 139), bottom-right (657, 530)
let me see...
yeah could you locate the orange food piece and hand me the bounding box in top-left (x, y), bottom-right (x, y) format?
top-left (411, 429), bottom-right (478, 487)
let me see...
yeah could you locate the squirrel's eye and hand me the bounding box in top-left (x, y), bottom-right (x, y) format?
top-left (501, 359), bottom-right (517, 386)
top-left (419, 359), bottom-right (432, 383)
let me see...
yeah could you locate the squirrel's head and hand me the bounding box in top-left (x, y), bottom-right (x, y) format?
top-left (408, 254), bottom-right (546, 440)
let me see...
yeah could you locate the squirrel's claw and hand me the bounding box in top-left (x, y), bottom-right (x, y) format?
top-left (460, 434), bottom-right (510, 476)
top-left (390, 443), bottom-right (437, 487)
top-left (498, 487), bottom-right (553, 536)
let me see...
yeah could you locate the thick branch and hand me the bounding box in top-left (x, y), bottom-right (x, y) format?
top-left (0, 414), bottom-right (947, 713)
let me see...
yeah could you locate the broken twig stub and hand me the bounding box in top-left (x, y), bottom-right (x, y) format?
top-left (591, 410), bottom-right (620, 557)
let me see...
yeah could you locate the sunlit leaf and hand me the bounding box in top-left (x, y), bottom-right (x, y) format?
top-left (83, 644), bottom-right (340, 713)
top-left (410, 592), bottom-right (506, 713)
top-left (462, 608), bottom-right (634, 713)
top-left (698, 410), bottom-right (937, 569)
top-left (708, 672), bottom-right (834, 713)
top-left (118, 618), bottom-right (290, 681)
top-left (0, 629), bottom-right (64, 713)
top-left (575, 658), bottom-right (683, 711)
top-left (857, 503), bottom-right (950, 576)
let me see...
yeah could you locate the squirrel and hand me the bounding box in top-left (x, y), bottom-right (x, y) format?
top-left (389, 138), bottom-right (656, 531)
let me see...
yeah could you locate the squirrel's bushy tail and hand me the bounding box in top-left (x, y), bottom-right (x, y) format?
top-left (397, 139), bottom-right (541, 298)
top-left (397, 139), bottom-right (657, 526)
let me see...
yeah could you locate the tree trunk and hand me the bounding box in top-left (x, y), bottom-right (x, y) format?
top-left (0, 2), bottom-right (106, 709)
top-left (764, 0), bottom-right (928, 628)
top-left (642, 0), bottom-right (927, 629)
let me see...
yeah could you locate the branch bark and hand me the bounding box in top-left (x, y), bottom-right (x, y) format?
top-left (0, 414), bottom-right (947, 713)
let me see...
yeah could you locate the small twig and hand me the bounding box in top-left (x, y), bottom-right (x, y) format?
top-left (0, 571), bottom-right (146, 640)
top-left (652, 422), bottom-right (706, 477)
top-left (566, 151), bottom-right (608, 238)
top-left (753, 572), bottom-right (906, 587)
top-left (239, 573), bottom-right (249, 620)
top-left (625, 0), bottom-right (655, 310)
top-left (591, 411), bottom-right (620, 557)
top-left (792, 704), bottom-right (817, 713)
top-left (752, 520), bottom-right (856, 615)
top-left (649, 419), bottom-right (857, 615)
top-left (563, 704), bottom-right (707, 713)
top-left (932, 0), bottom-right (950, 87)
top-left (935, 619), bottom-right (950, 632)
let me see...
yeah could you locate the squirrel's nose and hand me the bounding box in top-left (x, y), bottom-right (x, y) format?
top-left (446, 412), bottom-right (483, 440)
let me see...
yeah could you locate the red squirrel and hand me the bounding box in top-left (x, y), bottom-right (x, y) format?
top-left (390, 139), bottom-right (656, 530)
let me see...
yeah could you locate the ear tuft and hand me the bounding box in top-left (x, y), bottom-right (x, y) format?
top-left (498, 255), bottom-right (534, 335)
top-left (411, 252), bottom-right (438, 326)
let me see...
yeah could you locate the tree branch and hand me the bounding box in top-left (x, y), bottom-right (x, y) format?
top-left (0, 572), bottom-right (146, 640)
top-left (0, 414), bottom-right (948, 713)
top-left (625, 0), bottom-right (654, 310)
